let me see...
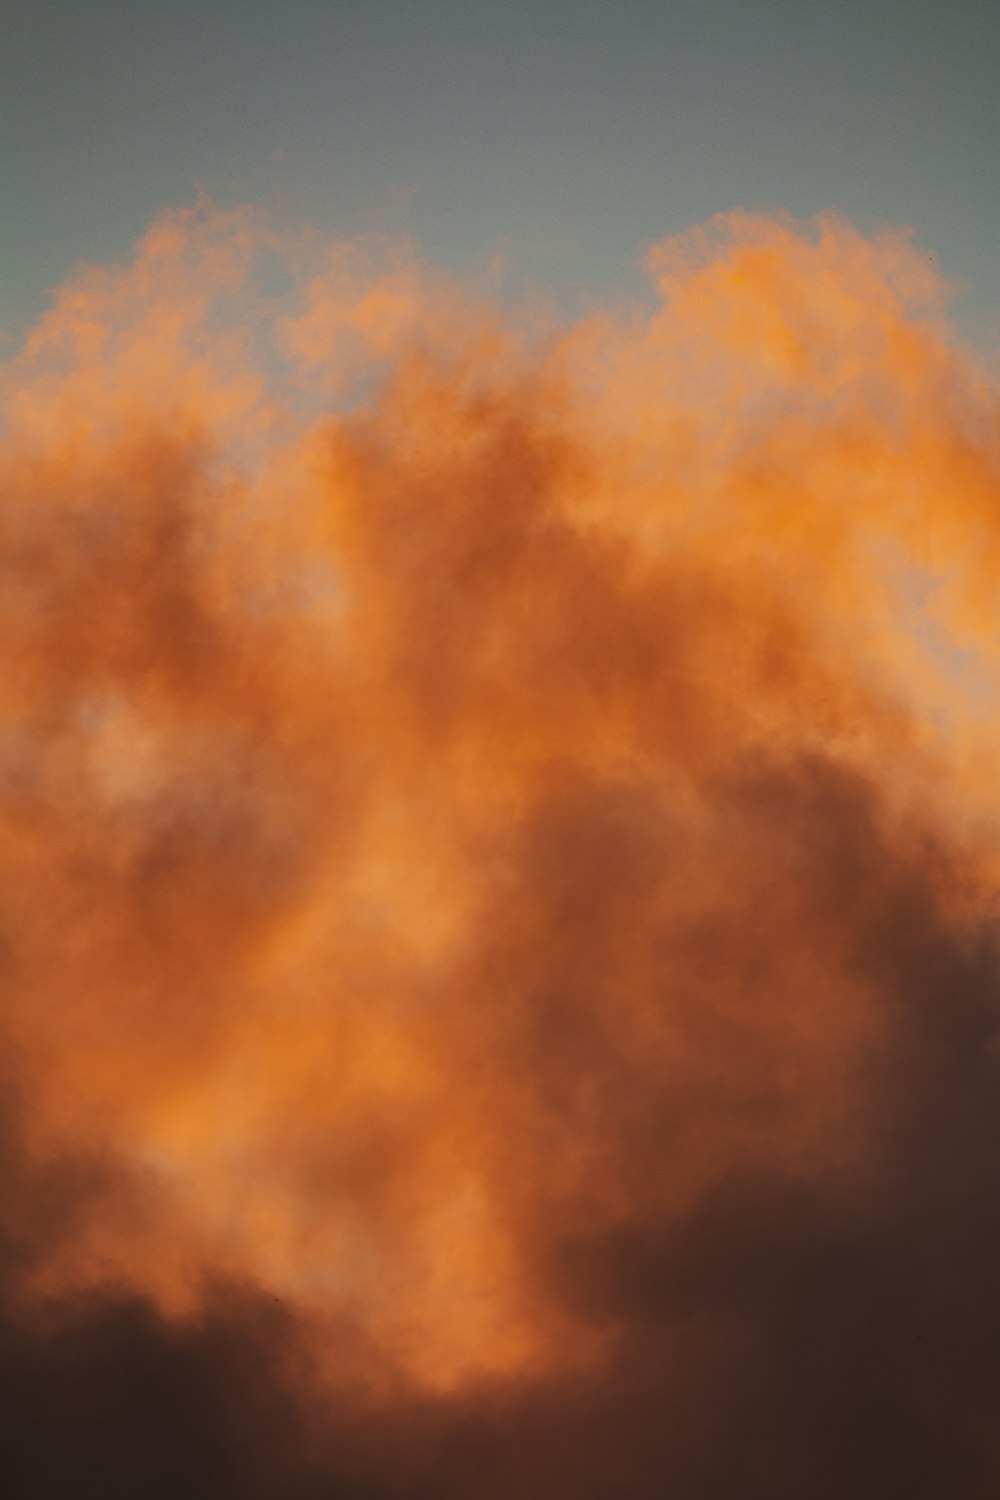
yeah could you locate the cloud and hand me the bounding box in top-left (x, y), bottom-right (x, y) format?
top-left (1, 201), bottom-right (999, 1495)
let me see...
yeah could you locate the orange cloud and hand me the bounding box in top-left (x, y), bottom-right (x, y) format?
top-left (2, 202), bottom-right (1000, 1493)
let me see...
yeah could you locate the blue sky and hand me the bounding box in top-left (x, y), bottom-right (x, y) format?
top-left (3, 0), bottom-right (999, 342)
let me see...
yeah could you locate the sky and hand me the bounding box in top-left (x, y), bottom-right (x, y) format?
top-left (4, 0), bottom-right (1000, 342)
top-left (5, 5), bottom-right (1000, 1499)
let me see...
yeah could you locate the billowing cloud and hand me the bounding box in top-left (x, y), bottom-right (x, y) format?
top-left (2, 203), bottom-right (1000, 1496)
